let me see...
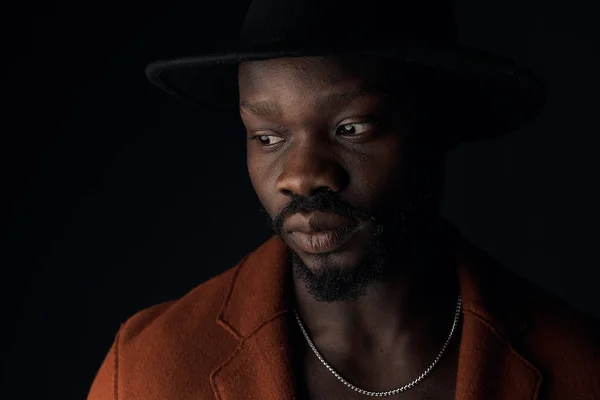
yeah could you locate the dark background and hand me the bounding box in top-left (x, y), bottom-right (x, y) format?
top-left (3, 0), bottom-right (599, 398)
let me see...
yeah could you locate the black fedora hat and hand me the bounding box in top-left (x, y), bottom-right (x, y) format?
top-left (145, 0), bottom-right (545, 149)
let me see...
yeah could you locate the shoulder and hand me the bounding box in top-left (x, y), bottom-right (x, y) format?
top-left (492, 263), bottom-right (600, 350)
top-left (463, 243), bottom-right (600, 398)
top-left (517, 275), bottom-right (600, 367)
top-left (480, 252), bottom-right (599, 352)
top-left (476, 252), bottom-right (600, 396)
top-left (88, 257), bottom-right (249, 400)
top-left (461, 241), bottom-right (599, 346)
top-left (120, 265), bottom-right (239, 343)
top-left (117, 261), bottom-right (245, 356)
top-left (519, 280), bottom-right (600, 398)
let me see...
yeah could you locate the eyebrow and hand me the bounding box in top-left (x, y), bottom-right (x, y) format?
top-left (239, 87), bottom-right (383, 117)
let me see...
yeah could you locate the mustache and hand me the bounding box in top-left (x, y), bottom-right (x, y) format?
top-left (260, 182), bottom-right (437, 238)
top-left (267, 190), bottom-right (375, 236)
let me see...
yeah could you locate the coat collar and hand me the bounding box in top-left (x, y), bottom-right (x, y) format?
top-left (211, 221), bottom-right (543, 399)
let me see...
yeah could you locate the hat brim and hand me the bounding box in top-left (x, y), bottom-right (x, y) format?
top-left (144, 42), bottom-right (545, 148)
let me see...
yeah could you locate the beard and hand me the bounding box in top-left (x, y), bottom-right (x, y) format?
top-left (288, 227), bottom-right (389, 302)
top-left (261, 178), bottom-right (442, 303)
top-left (292, 188), bottom-right (439, 302)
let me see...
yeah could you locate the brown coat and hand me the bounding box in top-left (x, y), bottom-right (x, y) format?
top-left (87, 224), bottom-right (600, 399)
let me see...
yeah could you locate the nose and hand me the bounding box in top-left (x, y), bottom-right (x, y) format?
top-left (275, 140), bottom-right (347, 197)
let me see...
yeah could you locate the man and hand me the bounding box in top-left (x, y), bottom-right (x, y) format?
top-left (88, 0), bottom-right (599, 399)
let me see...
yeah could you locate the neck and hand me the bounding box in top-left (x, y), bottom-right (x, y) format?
top-left (291, 222), bottom-right (459, 358)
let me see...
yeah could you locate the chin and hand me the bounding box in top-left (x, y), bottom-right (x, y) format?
top-left (289, 241), bottom-right (390, 303)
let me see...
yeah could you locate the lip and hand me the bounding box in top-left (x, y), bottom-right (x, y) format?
top-left (288, 225), bottom-right (361, 254)
top-left (284, 211), bottom-right (358, 235)
top-left (284, 211), bottom-right (361, 254)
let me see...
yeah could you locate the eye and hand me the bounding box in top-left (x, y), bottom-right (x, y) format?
top-left (251, 134), bottom-right (284, 146)
top-left (336, 122), bottom-right (376, 137)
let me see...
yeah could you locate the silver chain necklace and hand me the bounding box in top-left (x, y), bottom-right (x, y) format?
top-left (293, 293), bottom-right (462, 397)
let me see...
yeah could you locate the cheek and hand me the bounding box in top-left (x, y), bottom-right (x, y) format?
top-left (247, 155), bottom-right (259, 191)
top-left (247, 154), bottom-right (279, 211)
top-left (347, 140), bottom-right (406, 202)
top-left (247, 148), bottom-right (267, 187)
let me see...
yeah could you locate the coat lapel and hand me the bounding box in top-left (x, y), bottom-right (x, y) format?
top-left (454, 312), bottom-right (542, 400)
top-left (452, 225), bottom-right (543, 400)
top-left (210, 235), bottom-right (298, 400)
top-left (210, 224), bottom-right (543, 400)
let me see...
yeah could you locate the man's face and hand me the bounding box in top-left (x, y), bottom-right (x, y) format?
top-left (238, 56), bottom-right (443, 302)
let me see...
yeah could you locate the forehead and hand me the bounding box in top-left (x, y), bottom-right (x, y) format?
top-left (238, 56), bottom-right (399, 118)
top-left (240, 55), bottom-right (385, 82)
top-left (238, 56), bottom-right (389, 97)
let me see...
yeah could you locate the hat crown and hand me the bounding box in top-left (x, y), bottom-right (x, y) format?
top-left (238, 0), bottom-right (457, 50)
